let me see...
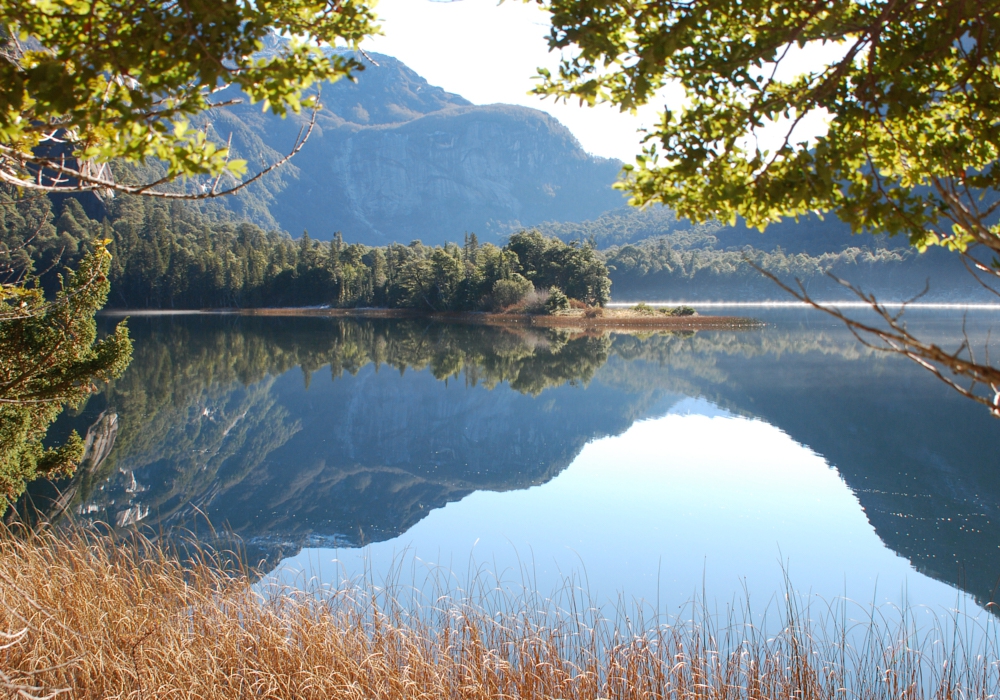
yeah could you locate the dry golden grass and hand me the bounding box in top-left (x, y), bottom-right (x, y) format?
top-left (1, 526), bottom-right (998, 700)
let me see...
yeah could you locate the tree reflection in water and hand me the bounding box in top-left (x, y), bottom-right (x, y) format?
top-left (22, 312), bottom-right (1000, 612)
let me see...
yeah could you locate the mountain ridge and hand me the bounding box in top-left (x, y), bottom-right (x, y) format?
top-left (200, 49), bottom-right (626, 244)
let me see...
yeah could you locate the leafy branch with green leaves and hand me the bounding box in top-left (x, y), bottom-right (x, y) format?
top-left (533, 0), bottom-right (1000, 413)
top-left (0, 0), bottom-right (378, 198)
top-left (0, 242), bottom-right (131, 512)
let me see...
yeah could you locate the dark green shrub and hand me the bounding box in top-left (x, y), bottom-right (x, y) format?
top-left (492, 274), bottom-right (533, 309)
top-left (669, 305), bottom-right (697, 316)
top-left (544, 287), bottom-right (570, 314)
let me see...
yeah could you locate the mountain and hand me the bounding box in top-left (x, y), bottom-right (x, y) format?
top-left (533, 206), bottom-right (991, 301)
top-left (535, 205), bottom-right (885, 254)
top-left (24, 39), bottom-right (986, 302)
top-left (199, 45), bottom-right (626, 245)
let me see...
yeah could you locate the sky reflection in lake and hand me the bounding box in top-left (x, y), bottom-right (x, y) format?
top-left (61, 308), bottom-right (1000, 618)
top-left (277, 395), bottom-right (970, 616)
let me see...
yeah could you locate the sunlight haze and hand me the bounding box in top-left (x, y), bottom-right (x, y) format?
top-left (362, 0), bottom-right (847, 161)
top-left (363, 0), bottom-right (660, 162)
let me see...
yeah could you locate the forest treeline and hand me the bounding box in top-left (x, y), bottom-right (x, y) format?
top-left (606, 234), bottom-right (909, 284)
top-left (0, 189), bottom-right (609, 310)
top-left (2, 188), bottom-right (935, 310)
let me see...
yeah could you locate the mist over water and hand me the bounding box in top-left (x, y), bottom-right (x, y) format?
top-left (608, 301), bottom-right (1000, 309)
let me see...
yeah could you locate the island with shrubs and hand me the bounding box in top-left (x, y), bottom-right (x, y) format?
top-left (214, 230), bottom-right (758, 330)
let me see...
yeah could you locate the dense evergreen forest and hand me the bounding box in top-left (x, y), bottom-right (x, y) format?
top-left (538, 206), bottom-right (986, 301)
top-left (535, 205), bottom-right (882, 253)
top-left (603, 234), bottom-right (915, 300)
top-left (3, 185), bottom-right (977, 307)
top-left (0, 188), bottom-right (609, 310)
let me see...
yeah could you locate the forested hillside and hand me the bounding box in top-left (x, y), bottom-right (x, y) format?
top-left (538, 207), bottom-right (992, 301)
top-left (5, 34), bottom-right (979, 306)
top-left (536, 205), bottom-right (874, 254)
top-left (0, 189), bottom-right (608, 310)
top-left (2, 186), bottom-right (989, 307)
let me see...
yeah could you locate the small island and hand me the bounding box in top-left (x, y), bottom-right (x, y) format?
top-left (191, 230), bottom-right (760, 331)
top-left (241, 303), bottom-right (760, 331)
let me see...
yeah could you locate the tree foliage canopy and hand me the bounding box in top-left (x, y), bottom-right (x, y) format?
top-left (0, 243), bottom-right (131, 511)
top-left (0, 0), bottom-right (378, 196)
top-left (535, 0), bottom-right (1000, 256)
top-left (535, 0), bottom-right (1000, 413)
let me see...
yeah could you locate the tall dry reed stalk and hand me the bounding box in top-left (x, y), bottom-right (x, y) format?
top-left (0, 525), bottom-right (997, 700)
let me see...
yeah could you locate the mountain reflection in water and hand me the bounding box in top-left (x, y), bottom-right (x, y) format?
top-left (34, 310), bottom-right (1000, 610)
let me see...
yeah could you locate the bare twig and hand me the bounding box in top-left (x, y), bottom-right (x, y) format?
top-left (748, 259), bottom-right (1000, 416)
top-left (960, 252), bottom-right (1000, 297)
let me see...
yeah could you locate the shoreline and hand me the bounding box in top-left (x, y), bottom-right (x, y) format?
top-left (607, 300), bottom-right (1000, 310)
top-left (102, 306), bottom-right (763, 330)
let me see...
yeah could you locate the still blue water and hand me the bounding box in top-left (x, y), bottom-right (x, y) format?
top-left (56, 306), bottom-right (1000, 618)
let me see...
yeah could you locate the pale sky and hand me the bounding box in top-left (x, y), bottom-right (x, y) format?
top-left (363, 0), bottom-right (663, 162)
top-left (361, 0), bottom-right (841, 162)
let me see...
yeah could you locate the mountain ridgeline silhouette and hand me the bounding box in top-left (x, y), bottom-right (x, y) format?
top-left (201, 41), bottom-right (626, 245)
top-left (190, 42), bottom-right (988, 301)
top-left (7, 38), bottom-right (987, 305)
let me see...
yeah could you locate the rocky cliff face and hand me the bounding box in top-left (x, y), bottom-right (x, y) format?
top-left (209, 49), bottom-right (625, 245)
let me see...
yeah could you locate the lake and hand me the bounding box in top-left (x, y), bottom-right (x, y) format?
top-left (46, 306), bottom-right (1000, 620)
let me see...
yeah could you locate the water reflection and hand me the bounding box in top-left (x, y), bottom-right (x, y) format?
top-left (279, 402), bottom-right (964, 616)
top-left (32, 311), bottom-right (1000, 610)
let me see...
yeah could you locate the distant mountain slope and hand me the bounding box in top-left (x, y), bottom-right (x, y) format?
top-left (537, 205), bottom-right (893, 255)
top-left (199, 46), bottom-right (625, 245)
top-left (536, 206), bottom-right (992, 301)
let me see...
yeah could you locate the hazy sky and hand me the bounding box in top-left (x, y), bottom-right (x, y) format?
top-left (363, 0), bottom-right (663, 162)
top-left (362, 0), bottom-right (841, 162)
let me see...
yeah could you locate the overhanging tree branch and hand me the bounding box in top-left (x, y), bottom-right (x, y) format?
top-left (749, 260), bottom-right (1000, 416)
top-left (0, 104), bottom-right (320, 200)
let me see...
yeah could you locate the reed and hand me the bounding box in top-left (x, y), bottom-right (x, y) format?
top-left (0, 525), bottom-right (997, 700)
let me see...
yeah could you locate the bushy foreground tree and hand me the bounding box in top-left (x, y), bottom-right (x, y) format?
top-left (534, 0), bottom-right (1000, 414)
top-left (0, 243), bottom-right (131, 512)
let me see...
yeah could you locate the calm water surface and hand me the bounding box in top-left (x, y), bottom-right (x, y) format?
top-left (49, 307), bottom-right (1000, 616)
